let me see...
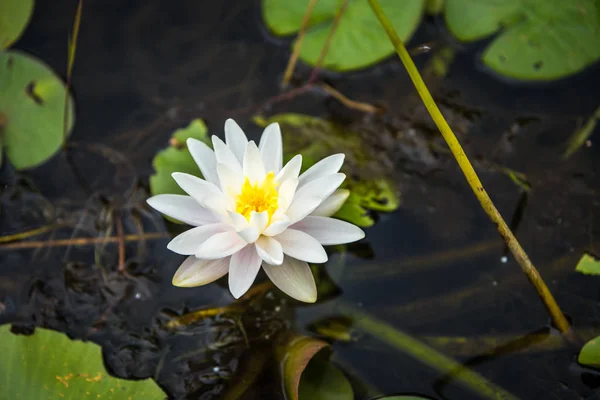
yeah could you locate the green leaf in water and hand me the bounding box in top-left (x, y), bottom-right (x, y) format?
top-left (0, 324), bottom-right (165, 399)
top-left (253, 113), bottom-right (400, 227)
top-left (298, 357), bottom-right (353, 400)
top-left (579, 335), bottom-right (600, 368)
top-left (444, 0), bottom-right (600, 80)
top-left (0, 0), bottom-right (34, 49)
top-left (262, 0), bottom-right (426, 72)
top-left (563, 106), bottom-right (600, 160)
top-left (575, 253), bottom-right (600, 276)
top-left (0, 50), bottom-right (75, 170)
top-left (149, 118), bottom-right (210, 199)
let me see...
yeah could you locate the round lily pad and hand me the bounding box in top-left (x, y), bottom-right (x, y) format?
top-left (445, 0), bottom-right (600, 80)
top-left (0, 0), bottom-right (34, 49)
top-left (262, 0), bottom-right (426, 72)
top-left (0, 50), bottom-right (75, 170)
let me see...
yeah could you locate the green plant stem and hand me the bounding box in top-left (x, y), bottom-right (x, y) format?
top-left (282, 0), bottom-right (319, 87)
top-left (62, 0), bottom-right (82, 151)
top-left (341, 304), bottom-right (518, 400)
top-left (366, 0), bottom-right (571, 336)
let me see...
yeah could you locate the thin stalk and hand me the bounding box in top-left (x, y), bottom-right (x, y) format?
top-left (62, 0), bottom-right (82, 150)
top-left (366, 0), bottom-right (571, 336)
top-left (0, 232), bottom-right (168, 250)
top-left (282, 0), bottom-right (319, 87)
top-left (307, 0), bottom-right (349, 84)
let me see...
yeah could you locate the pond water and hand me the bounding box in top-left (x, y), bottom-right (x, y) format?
top-left (1, 0), bottom-right (600, 399)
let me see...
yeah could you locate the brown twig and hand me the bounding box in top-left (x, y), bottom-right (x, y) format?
top-left (318, 83), bottom-right (383, 114)
top-left (0, 225), bottom-right (56, 244)
top-left (307, 0), bottom-right (350, 84)
top-left (116, 215), bottom-right (125, 272)
top-left (0, 232), bottom-right (169, 250)
top-left (282, 0), bottom-right (320, 87)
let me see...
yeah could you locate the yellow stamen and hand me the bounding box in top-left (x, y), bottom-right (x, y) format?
top-left (235, 172), bottom-right (279, 221)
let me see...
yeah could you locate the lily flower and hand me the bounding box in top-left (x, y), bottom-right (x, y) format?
top-left (147, 119), bottom-right (365, 302)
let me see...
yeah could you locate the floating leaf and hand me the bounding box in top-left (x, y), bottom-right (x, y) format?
top-left (444, 0), bottom-right (600, 80)
top-left (0, 0), bottom-right (34, 49)
top-left (262, 0), bottom-right (426, 71)
top-left (298, 357), bottom-right (353, 400)
top-left (579, 336), bottom-right (600, 368)
top-left (0, 324), bottom-right (165, 399)
top-left (149, 119), bottom-right (210, 198)
top-left (0, 51), bottom-right (75, 170)
top-left (274, 332), bottom-right (330, 400)
top-left (253, 113), bottom-right (400, 227)
top-left (575, 253), bottom-right (600, 276)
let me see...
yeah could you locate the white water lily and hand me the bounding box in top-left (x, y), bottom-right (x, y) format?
top-left (147, 119), bottom-right (365, 303)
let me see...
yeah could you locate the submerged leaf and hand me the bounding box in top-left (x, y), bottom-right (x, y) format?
top-left (0, 324), bottom-right (165, 399)
top-left (0, 0), bottom-right (34, 49)
top-left (149, 119), bottom-right (210, 198)
top-left (262, 0), bottom-right (426, 71)
top-left (444, 0), bottom-right (600, 80)
top-left (563, 106), bottom-right (600, 160)
top-left (0, 51), bottom-right (75, 169)
top-left (254, 113), bottom-right (400, 227)
top-left (575, 253), bottom-right (600, 276)
top-left (579, 336), bottom-right (600, 368)
top-left (298, 357), bottom-right (353, 400)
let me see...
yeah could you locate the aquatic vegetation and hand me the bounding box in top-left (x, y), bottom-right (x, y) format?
top-left (579, 336), bottom-right (600, 369)
top-left (575, 253), bottom-right (600, 275)
top-left (0, 51), bottom-right (75, 169)
top-left (0, 0), bottom-right (34, 50)
top-left (147, 119), bottom-right (365, 302)
top-left (0, 325), bottom-right (165, 399)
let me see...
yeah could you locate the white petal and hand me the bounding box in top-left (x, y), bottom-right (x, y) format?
top-left (255, 236), bottom-right (284, 265)
top-left (277, 178), bottom-right (298, 213)
top-left (262, 257), bottom-right (317, 303)
top-left (276, 154), bottom-right (302, 183)
top-left (225, 119), bottom-right (249, 163)
top-left (195, 230), bottom-right (247, 259)
top-left (237, 226), bottom-right (260, 243)
top-left (275, 229), bottom-right (328, 263)
top-left (187, 138), bottom-right (219, 186)
top-left (310, 189), bottom-right (350, 217)
top-left (263, 220), bottom-right (290, 236)
top-left (243, 141), bottom-right (266, 184)
top-left (228, 211), bottom-right (249, 231)
top-left (298, 154), bottom-right (345, 188)
top-left (259, 123), bottom-right (283, 174)
top-left (217, 162), bottom-right (243, 194)
top-left (172, 256), bottom-right (229, 287)
top-left (167, 224), bottom-right (230, 255)
top-left (147, 194), bottom-right (218, 226)
top-left (286, 173), bottom-right (346, 223)
top-left (172, 172), bottom-right (225, 205)
top-left (212, 136), bottom-right (243, 174)
top-left (228, 245), bottom-right (262, 298)
top-left (249, 211), bottom-right (269, 233)
top-left (291, 216), bottom-right (365, 245)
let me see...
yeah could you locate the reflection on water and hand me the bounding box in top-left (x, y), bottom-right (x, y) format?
top-left (1, 0), bottom-right (600, 399)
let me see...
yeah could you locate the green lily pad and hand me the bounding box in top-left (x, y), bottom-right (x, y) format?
top-left (575, 253), bottom-right (600, 276)
top-left (0, 324), bottom-right (165, 399)
top-left (0, 0), bottom-right (34, 49)
top-left (0, 50), bottom-right (75, 170)
top-left (299, 357), bottom-right (353, 400)
top-left (444, 0), bottom-right (600, 80)
top-left (262, 0), bottom-right (426, 72)
top-left (254, 113), bottom-right (400, 227)
top-left (579, 335), bottom-right (600, 368)
top-left (149, 118), bottom-right (210, 198)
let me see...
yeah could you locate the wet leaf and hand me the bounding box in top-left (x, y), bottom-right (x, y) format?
top-left (149, 118), bottom-right (210, 199)
top-left (253, 113), bottom-right (400, 227)
top-left (444, 0), bottom-right (600, 80)
top-left (298, 357), bottom-right (353, 400)
top-left (563, 106), bottom-right (600, 160)
top-left (579, 336), bottom-right (600, 368)
top-left (0, 51), bottom-right (75, 170)
top-left (274, 332), bottom-right (331, 400)
top-left (575, 253), bottom-right (600, 276)
top-left (309, 316), bottom-right (357, 342)
top-left (0, 324), bottom-right (165, 399)
top-left (262, 0), bottom-right (426, 71)
top-left (0, 0), bottom-right (34, 49)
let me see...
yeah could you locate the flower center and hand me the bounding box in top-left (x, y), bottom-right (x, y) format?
top-left (235, 172), bottom-right (279, 221)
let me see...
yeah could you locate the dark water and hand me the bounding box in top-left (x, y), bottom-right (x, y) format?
top-left (2, 0), bottom-right (600, 399)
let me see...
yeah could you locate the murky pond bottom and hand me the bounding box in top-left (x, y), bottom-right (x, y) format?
top-left (1, 0), bottom-right (600, 399)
